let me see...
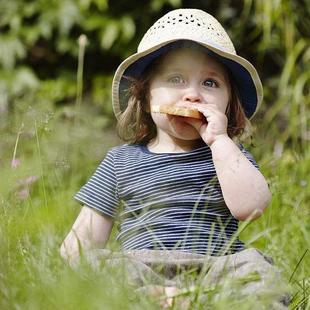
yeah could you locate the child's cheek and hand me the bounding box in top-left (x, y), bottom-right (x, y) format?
top-left (150, 112), bottom-right (168, 124)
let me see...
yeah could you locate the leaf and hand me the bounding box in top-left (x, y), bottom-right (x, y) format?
top-left (100, 22), bottom-right (119, 49)
top-left (83, 14), bottom-right (106, 31)
top-left (11, 67), bottom-right (40, 95)
top-left (121, 16), bottom-right (136, 41)
top-left (79, 0), bottom-right (108, 10)
top-left (37, 76), bottom-right (77, 103)
top-left (0, 36), bottom-right (26, 69)
top-left (57, 0), bottom-right (81, 35)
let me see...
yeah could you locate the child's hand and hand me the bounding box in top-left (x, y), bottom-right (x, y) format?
top-left (186, 104), bottom-right (229, 146)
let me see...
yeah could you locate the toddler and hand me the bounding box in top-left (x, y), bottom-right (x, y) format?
top-left (61, 8), bottom-right (289, 308)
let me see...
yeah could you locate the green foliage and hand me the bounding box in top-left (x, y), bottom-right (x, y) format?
top-left (0, 0), bottom-right (308, 147)
top-left (248, 0), bottom-right (310, 150)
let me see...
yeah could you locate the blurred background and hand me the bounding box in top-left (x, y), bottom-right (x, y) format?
top-left (0, 0), bottom-right (309, 309)
top-left (0, 0), bottom-right (309, 147)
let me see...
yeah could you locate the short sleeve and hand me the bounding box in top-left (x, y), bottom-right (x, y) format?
top-left (74, 150), bottom-right (119, 218)
top-left (238, 144), bottom-right (260, 169)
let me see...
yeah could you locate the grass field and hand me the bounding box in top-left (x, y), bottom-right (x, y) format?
top-left (0, 102), bottom-right (309, 309)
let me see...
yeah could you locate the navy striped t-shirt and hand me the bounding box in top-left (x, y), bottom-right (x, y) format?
top-left (74, 143), bottom-right (259, 256)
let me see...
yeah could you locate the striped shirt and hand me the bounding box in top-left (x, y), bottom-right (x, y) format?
top-left (75, 143), bottom-right (259, 256)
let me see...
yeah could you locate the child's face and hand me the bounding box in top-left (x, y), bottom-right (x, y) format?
top-left (149, 47), bottom-right (230, 142)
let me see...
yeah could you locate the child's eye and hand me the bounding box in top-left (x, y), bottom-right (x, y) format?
top-left (168, 75), bottom-right (184, 84)
top-left (203, 79), bottom-right (218, 88)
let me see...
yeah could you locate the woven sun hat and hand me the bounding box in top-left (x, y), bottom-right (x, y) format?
top-left (112, 8), bottom-right (263, 119)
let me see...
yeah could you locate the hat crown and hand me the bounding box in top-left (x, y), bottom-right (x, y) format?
top-left (138, 9), bottom-right (236, 54)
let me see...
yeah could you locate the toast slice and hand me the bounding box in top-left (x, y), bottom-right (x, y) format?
top-left (151, 105), bottom-right (203, 120)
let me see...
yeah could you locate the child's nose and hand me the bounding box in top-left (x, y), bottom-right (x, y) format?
top-left (182, 87), bottom-right (203, 103)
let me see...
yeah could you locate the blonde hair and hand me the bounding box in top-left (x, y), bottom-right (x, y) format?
top-left (117, 46), bottom-right (249, 144)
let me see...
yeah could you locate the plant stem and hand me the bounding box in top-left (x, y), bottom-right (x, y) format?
top-left (75, 34), bottom-right (88, 125)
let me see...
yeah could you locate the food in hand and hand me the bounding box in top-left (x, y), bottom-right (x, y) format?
top-left (151, 105), bottom-right (203, 119)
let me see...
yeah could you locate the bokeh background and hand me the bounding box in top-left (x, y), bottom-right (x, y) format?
top-left (0, 0), bottom-right (309, 309)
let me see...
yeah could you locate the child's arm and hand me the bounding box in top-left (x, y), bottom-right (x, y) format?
top-left (210, 135), bottom-right (272, 221)
top-left (60, 206), bottom-right (114, 263)
top-left (189, 105), bottom-right (271, 221)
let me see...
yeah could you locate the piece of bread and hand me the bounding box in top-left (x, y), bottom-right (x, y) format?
top-left (151, 105), bottom-right (203, 120)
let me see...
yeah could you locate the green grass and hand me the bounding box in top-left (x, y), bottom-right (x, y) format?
top-left (0, 103), bottom-right (309, 309)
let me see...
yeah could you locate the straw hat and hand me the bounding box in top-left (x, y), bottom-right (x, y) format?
top-left (112, 8), bottom-right (263, 119)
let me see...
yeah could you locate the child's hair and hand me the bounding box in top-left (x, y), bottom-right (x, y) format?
top-left (117, 44), bottom-right (248, 145)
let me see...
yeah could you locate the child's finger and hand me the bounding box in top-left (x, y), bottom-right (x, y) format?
top-left (183, 117), bottom-right (208, 135)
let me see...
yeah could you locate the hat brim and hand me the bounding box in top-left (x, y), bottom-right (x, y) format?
top-left (112, 39), bottom-right (263, 119)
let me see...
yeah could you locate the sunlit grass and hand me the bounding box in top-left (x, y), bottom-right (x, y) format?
top-left (0, 103), bottom-right (308, 309)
